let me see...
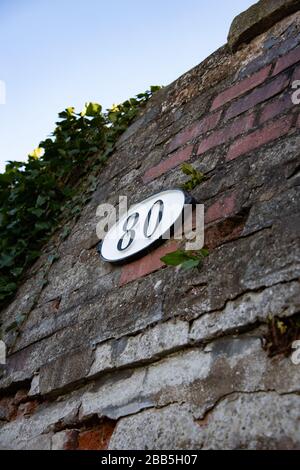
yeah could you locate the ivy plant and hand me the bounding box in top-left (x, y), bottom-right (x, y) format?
top-left (0, 86), bottom-right (161, 306)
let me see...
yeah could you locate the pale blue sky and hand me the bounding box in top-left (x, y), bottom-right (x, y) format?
top-left (0, 0), bottom-right (254, 172)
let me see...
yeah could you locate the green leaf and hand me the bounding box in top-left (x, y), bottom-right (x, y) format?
top-left (58, 107), bottom-right (75, 118)
top-left (276, 320), bottom-right (287, 335)
top-left (29, 147), bottom-right (44, 159)
top-left (27, 250), bottom-right (41, 262)
top-left (10, 267), bottom-right (23, 277)
top-left (0, 282), bottom-right (17, 300)
top-left (161, 248), bottom-right (209, 269)
top-left (58, 148), bottom-right (67, 157)
top-left (36, 195), bottom-right (48, 207)
top-left (150, 85), bottom-right (161, 92)
top-left (181, 163), bottom-right (205, 190)
top-left (61, 225), bottom-right (71, 239)
top-left (181, 163), bottom-right (195, 176)
top-left (28, 207), bottom-right (45, 217)
top-left (84, 102), bottom-right (102, 117)
top-left (71, 205), bottom-right (81, 215)
top-left (66, 107), bottom-right (75, 116)
top-left (0, 253), bottom-right (15, 268)
top-left (160, 250), bottom-right (189, 266)
top-left (181, 258), bottom-right (200, 270)
top-left (199, 248), bottom-right (209, 258)
top-left (34, 221), bottom-right (51, 231)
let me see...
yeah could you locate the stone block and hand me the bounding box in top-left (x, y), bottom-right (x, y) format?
top-left (228, 0), bottom-right (300, 51)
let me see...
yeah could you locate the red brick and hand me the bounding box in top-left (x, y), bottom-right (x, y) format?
top-left (205, 217), bottom-right (245, 249)
top-left (273, 45), bottom-right (300, 76)
top-left (238, 37), bottom-right (300, 79)
top-left (225, 73), bottom-right (289, 121)
top-left (226, 115), bottom-right (293, 162)
top-left (259, 92), bottom-right (293, 124)
top-left (143, 145), bottom-right (193, 183)
top-left (197, 113), bottom-right (254, 156)
top-left (78, 422), bottom-right (115, 450)
top-left (205, 192), bottom-right (238, 224)
top-left (168, 110), bottom-right (222, 153)
top-left (211, 65), bottom-right (272, 111)
top-left (119, 240), bottom-right (178, 286)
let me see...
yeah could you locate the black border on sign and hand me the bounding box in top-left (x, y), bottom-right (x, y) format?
top-left (97, 188), bottom-right (197, 265)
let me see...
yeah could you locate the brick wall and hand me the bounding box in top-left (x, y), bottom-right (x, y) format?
top-left (0, 1), bottom-right (300, 450)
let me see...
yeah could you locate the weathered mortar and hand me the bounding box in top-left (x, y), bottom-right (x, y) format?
top-left (0, 0), bottom-right (300, 449)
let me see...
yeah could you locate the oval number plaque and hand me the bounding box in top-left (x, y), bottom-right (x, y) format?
top-left (100, 189), bottom-right (192, 263)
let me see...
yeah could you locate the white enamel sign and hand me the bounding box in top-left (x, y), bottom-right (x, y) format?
top-left (100, 189), bottom-right (191, 263)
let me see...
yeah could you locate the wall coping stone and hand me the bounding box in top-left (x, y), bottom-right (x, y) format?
top-left (228, 0), bottom-right (300, 51)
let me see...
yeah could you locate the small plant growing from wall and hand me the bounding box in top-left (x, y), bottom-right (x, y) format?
top-left (181, 163), bottom-right (206, 191)
top-left (264, 314), bottom-right (300, 357)
top-left (161, 248), bottom-right (209, 270)
top-left (160, 163), bottom-right (208, 270)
